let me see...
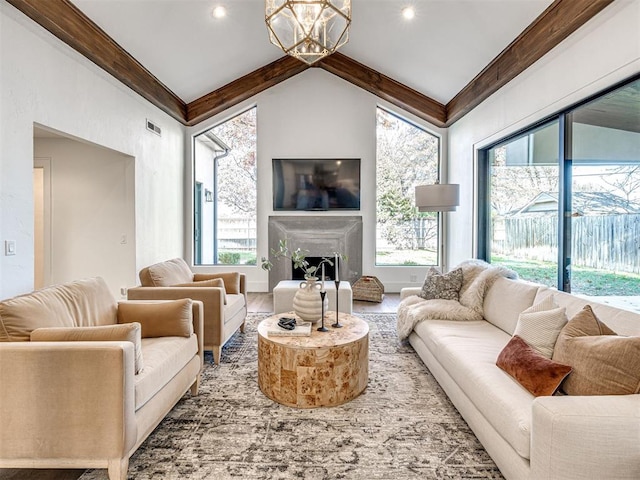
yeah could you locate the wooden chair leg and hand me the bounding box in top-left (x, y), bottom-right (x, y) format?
top-left (213, 346), bottom-right (221, 365)
top-left (108, 457), bottom-right (129, 480)
top-left (190, 374), bottom-right (201, 396)
top-left (240, 321), bottom-right (246, 333)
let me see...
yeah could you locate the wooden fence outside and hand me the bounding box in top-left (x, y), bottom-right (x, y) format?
top-left (495, 214), bottom-right (640, 274)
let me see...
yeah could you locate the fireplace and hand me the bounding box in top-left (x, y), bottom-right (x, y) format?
top-left (267, 216), bottom-right (362, 290)
top-left (291, 256), bottom-right (338, 281)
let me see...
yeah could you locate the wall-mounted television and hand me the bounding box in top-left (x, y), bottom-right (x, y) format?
top-left (273, 158), bottom-right (361, 211)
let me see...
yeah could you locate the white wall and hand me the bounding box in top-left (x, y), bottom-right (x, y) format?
top-left (448, 0), bottom-right (640, 267)
top-left (187, 69), bottom-right (447, 292)
top-left (3, 1), bottom-right (636, 298)
top-left (33, 138), bottom-right (136, 298)
top-left (0, 4), bottom-right (186, 299)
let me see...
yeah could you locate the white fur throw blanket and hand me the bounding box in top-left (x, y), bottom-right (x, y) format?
top-left (397, 260), bottom-right (518, 340)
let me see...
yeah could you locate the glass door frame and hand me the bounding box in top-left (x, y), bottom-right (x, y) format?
top-left (477, 73), bottom-right (639, 293)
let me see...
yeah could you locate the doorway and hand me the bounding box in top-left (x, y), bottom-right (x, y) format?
top-left (33, 125), bottom-right (137, 298)
top-left (33, 157), bottom-right (51, 289)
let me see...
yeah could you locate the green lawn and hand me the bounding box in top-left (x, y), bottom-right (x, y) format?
top-left (376, 249), bottom-right (437, 266)
top-left (492, 255), bottom-right (640, 296)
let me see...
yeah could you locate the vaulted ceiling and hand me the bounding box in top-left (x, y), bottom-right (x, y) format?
top-left (7, 0), bottom-right (615, 127)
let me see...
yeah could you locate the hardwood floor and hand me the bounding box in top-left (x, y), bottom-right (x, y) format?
top-left (247, 291), bottom-right (401, 314)
top-left (0, 293), bottom-right (401, 480)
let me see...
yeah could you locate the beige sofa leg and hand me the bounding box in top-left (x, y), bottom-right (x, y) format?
top-left (190, 374), bottom-right (201, 396)
top-left (213, 346), bottom-right (221, 365)
top-left (108, 457), bottom-right (129, 480)
top-left (240, 321), bottom-right (246, 333)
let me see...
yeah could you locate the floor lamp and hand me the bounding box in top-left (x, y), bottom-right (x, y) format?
top-left (415, 183), bottom-right (460, 272)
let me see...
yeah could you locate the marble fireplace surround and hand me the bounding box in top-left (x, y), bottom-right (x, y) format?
top-left (267, 216), bottom-right (363, 291)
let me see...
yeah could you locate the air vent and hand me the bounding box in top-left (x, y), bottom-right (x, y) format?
top-left (146, 119), bottom-right (161, 136)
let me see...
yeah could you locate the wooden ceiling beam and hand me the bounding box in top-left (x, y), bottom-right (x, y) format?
top-left (445, 0), bottom-right (616, 126)
top-left (6, 0), bottom-right (187, 123)
top-left (186, 56), bottom-right (309, 126)
top-left (317, 53), bottom-right (447, 128)
top-left (6, 0), bottom-right (615, 129)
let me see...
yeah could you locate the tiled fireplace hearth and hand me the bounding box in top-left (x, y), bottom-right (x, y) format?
top-left (267, 216), bottom-right (363, 291)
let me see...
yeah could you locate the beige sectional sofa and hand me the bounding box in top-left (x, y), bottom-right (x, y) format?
top-left (127, 257), bottom-right (247, 364)
top-left (401, 277), bottom-right (640, 480)
top-left (0, 277), bottom-right (204, 480)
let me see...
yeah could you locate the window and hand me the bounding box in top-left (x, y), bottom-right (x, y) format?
top-left (483, 121), bottom-right (560, 287)
top-left (193, 108), bottom-right (257, 265)
top-left (479, 76), bottom-right (640, 299)
top-left (376, 108), bottom-right (440, 266)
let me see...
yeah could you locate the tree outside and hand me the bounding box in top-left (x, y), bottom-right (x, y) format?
top-left (195, 108), bottom-right (257, 265)
top-left (376, 108), bottom-right (440, 265)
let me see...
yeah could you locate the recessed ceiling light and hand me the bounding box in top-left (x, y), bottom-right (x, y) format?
top-left (212, 6), bottom-right (226, 19)
top-left (402, 7), bottom-right (415, 20)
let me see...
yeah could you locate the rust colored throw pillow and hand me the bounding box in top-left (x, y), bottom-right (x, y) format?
top-left (173, 278), bottom-right (227, 304)
top-left (193, 272), bottom-right (241, 295)
top-left (497, 335), bottom-right (572, 397)
top-left (552, 305), bottom-right (640, 396)
top-left (31, 323), bottom-right (144, 374)
top-left (117, 299), bottom-right (193, 339)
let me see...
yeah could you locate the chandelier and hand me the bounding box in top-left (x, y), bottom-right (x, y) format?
top-left (265, 0), bottom-right (351, 65)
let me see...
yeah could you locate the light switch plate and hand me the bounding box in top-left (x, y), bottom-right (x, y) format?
top-left (5, 240), bottom-right (16, 256)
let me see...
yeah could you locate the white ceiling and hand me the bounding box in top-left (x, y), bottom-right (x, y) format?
top-left (70, 0), bottom-right (555, 105)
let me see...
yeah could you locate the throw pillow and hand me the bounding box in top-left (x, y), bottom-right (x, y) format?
top-left (513, 296), bottom-right (567, 358)
top-left (31, 323), bottom-right (144, 374)
top-left (552, 305), bottom-right (640, 395)
top-left (193, 272), bottom-right (241, 295)
top-left (419, 267), bottom-right (463, 301)
top-left (496, 335), bottom-right (572, 397)
top-left (173, 278), bottom-right (227, 304)
top-left (117, 299), bottom-right (193, 339)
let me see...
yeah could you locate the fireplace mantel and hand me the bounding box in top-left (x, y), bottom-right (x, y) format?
top-left (267, 216), bottom-right (363, 290)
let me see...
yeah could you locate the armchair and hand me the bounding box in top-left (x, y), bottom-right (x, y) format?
top-left (0, 277), bottom-right (203, 480)
top-left (127, 258), bottom-right (247, 364)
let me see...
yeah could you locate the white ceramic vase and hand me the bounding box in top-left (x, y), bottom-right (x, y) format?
top-left (293, 277), bottom-right (328, 324)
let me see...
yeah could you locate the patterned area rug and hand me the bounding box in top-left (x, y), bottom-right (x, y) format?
top-left (80, 313), bottom-right (503, 480)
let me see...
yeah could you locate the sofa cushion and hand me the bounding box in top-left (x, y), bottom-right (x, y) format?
top-left (173, 278), bottom-right (227, 304)
top-left (553, 305), bottom-right (640, 395)
top-left (538, 289), bottom-right (640, 337)
top-left (139, 258), bottom-right (193, 287)
top-left (31, 323), bottom-right (144, 374)
top-left (418, 267), bottom-right (462, 301)
top-left (483, 277), bottom-right (540, 335)
top-left (135, 334), bottom-right (198, 410)
top-left (497, 335), bottom-right (571, 397)
top-left (413, 319), bottom-right (533, 459)
top-left (513, 296), bottom-right (567, 358)
top-left (0, 277), bottom-right (117, 342)
top-left (117, 299), bottom-right (194, 338)
top-left (193, 272), bottom-right (241, 295)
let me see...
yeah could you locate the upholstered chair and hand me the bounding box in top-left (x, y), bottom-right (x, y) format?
top-left (127, 258), bottom-right (247, 364)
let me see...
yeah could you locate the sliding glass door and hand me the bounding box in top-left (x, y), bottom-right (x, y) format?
top-left (483, 121), bottom-right (560, 287)
top-left (568, 80), bottom-right (640, 296)
top-left (479, 76), bottom-right (640, 301)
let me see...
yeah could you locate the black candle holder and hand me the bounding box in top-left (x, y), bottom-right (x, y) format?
top-left (332, 280), bottom-right (343, 328)
top-left (318, 290), bottom-right (328, 332)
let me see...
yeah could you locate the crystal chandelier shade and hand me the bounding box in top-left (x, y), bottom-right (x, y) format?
top-left (266, 0), bottom-right (351, 65)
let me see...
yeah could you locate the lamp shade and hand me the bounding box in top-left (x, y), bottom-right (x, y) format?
top-left (415, 184), bottom-right (460, 212)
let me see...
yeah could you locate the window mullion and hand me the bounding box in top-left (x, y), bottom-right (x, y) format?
top-left (557, 113), bottom-right (573, 292)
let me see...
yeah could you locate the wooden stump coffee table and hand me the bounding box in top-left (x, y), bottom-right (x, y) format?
top-left (257, 312), bottom-right (369, 408)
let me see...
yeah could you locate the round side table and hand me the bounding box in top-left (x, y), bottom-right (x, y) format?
top-left (257, 312), bottom-right (369, 408)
